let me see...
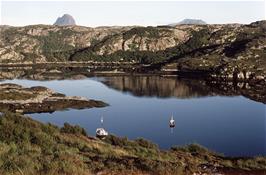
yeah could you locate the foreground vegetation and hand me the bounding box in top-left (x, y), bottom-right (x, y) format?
top-left (0, 112), bottom-right (265, 175)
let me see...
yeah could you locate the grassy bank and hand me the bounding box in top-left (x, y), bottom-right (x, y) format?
top-left (0, 112), bottom-right (265, 175)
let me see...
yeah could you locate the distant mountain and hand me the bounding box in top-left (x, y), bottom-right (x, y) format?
top-left (169, 19), bottom-right (207, 26)
top-left (53, 14), bottom-right (76, 26)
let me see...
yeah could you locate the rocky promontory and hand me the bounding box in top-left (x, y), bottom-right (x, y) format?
top-left (0, 83), bottom-right (107, 113)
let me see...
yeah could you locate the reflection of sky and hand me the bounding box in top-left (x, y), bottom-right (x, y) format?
top-left (3, 78), bottom-right (266, 157)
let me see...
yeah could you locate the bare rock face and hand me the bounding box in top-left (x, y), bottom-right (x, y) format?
top-left (95, 27), bottom-right (190, 55)
top-left (54, 14), bottom-right (76, 26)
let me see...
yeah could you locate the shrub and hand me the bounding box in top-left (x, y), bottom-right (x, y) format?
top-left (60, 123), bottom-right (87, 136)
top-left (104, 135), bottom-right (132, 147)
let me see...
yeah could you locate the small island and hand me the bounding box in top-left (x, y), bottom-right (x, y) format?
top-left (0, 83), bottom-right (108, 113)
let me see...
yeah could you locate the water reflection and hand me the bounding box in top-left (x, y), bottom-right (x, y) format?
top-left (98, 76), bottom-right (266, 104)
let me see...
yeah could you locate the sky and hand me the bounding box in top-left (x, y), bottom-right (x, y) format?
top-left (1, 1), bottom-right (265, 27)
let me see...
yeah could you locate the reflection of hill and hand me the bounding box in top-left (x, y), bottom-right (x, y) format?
top-left (99, 76), bottom-right (266, 104)
top-left (100, 76), bottom-right (213, 98)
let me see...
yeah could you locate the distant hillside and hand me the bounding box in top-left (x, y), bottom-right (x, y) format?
top-left (53, 14), bottom-right (76, 26)
top-left (169, 19), bottom-right (207, 26)
top-left (0, 20), bottom-right (265, 82)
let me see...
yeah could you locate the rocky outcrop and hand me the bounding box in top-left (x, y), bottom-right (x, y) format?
top-left (94, 27), bottom-right (189, 55)
top-left (0, 83), bottom-right (108, 113)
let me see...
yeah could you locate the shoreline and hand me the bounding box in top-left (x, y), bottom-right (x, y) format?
top-left (1, 62), bottom-right (265, 83)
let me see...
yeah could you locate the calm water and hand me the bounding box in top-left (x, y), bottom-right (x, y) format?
top-left (4, 76), bottom-right (266, 157)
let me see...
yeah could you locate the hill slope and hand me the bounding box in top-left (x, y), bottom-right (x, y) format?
top-left (0, 21), bottom-right (265, 81)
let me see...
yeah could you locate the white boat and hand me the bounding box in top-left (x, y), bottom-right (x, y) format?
top-left (96, 128), bottom-right (108, 138)
top-left (96, 116), bottom-right (108, 138)
top-left (169, 115), bottom-right (175, 128)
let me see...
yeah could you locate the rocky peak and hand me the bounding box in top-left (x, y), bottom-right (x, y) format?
top-left (53, 14), bottom-right (76, 26)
